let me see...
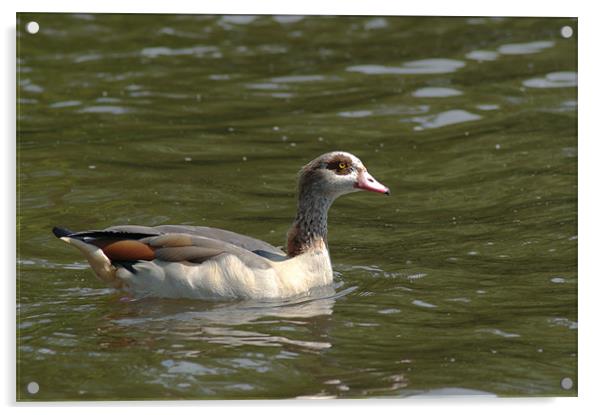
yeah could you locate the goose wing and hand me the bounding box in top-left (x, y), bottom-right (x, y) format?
top-left (53, 225), bottom-right (288, 268)
top-left (101, 224), bottom-right (285, 256)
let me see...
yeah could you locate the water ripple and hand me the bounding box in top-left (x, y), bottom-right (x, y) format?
top-left (412, 300), bottom-right (437, 308)
top-left (338, 104), bottom-right (429, 118)
top-left (476, 104), bottom-right (500, 111)
top-left (220, 15), bottom-right (258, 26)
top-left (465, 50), bottom-right (499, 61)
top-left (412, 87), bottom-right (463, 98)
top-left (338, 110), bottom-right (373, 118)
top-left (523, 71), bottom-right (577, 88)
top-left (273, 16), bottom-right (305, 24)
top-left (408, 109), bottom-right (482, 130)
top-left (271, 74), bottom-right (331, 83)
top-left (347, 59), bottom-right (465, 75)
top-left (477, 328), bottom-right (521, 338)
top-left (49, 100), bottom-right (81, 108)
top-left (78, 106), bottom-right (131, 115)
top-left (498, 41), bottom-right (555, 55)
top-left (140, 45), bottom-right (219, 58)
top-left (246, 82), bottom-right (288, 90)
top-left (364, 18), bottom-right (388, 30)
top-left (549, 317), bottom-right (577, 330)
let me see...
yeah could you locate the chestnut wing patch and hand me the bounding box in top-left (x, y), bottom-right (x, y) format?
top-left (95, 239), bottom-right (156, 261)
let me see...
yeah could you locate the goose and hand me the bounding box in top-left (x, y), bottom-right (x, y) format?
top-left (53, 151), bottom-right (390, 300)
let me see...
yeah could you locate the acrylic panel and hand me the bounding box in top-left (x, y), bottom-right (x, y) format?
top-left (16, 13), bottom-right (577, 400)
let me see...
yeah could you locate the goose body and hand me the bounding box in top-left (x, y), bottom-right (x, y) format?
top-left (54, 151), bottom-right (389, 300)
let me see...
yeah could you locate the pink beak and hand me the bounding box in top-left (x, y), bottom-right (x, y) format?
top-left (355, 170), bottom-right (390, 195)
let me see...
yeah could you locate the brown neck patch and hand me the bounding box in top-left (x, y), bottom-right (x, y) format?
top-left (286, 223), bottom-right (327, 257)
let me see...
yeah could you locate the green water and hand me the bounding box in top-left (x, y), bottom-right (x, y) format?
top-left (17, 14), bottom-right (577, 400)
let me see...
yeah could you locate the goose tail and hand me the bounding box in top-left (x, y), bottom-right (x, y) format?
top-left (52, 226), bottom-right (75, 239)
top-left (52, 226), bottom-right (121, 288)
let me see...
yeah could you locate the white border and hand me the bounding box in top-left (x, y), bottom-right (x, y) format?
top-left (4, 1), bottom-right (600, 414)
top-left (8, 0), bottom-right (583, 16)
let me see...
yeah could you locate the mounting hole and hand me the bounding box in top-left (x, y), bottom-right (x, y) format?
top-left (26, 21), bottom-right (40, 34)
top-left (560, 26), bottom-right (573, 39)
top-left (27, 381), bottom-right (39, 394)
top-left (560, 377), bottom-right (573, 390)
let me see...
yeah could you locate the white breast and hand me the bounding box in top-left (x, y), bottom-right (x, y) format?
top-left (115, 248), bottom-right (333, 300)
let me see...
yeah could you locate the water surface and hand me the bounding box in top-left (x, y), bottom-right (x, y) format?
top-left (17, 14), bottom-right (577, 400)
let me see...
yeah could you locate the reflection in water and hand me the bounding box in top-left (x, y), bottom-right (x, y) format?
top-left (338, 110), bottom-right (373, 118)
top-left (208, 74), bottom-right (231, 81)
top-left (364, 18), bottom-right (388, 30)
top-left (338, 105), bottom-right (429, 118)
top-left (407, 387), bottom-right (497, 398)
top-left (119, 284), bottom-right (340, 325)
top-left (270, 74), bottom-right (330, 83)
top-left (72, 13), bottom-right (95, 21)
top-left (523, 71), bottom-right (577, 88)
top-left (412, 87), bottom-right (463, 98)
top-left (105, 284), bottom-right (351, 351)
top-left (549, 317), bottom-right (577, 330)
top-left (20, 79), bottom-right (44, 93)
top-left (497, 40), bottom-right (555, 55)
top-left (465, 50), bottom-right (499, 61)
top-left (78, 105), bottom-right (131, 115)
top-left (273, 16), bottom-right (305, 24)
top-left (18, 98), bottom-right (38, 106)
top-left (476, 328), bottom-right (521, 338)
top-left (95, 97), bottom-right (121, 104)
top-left (220, 15), bottom-right (258, 25)
top-left (347, 59), bottom-right (465, 75)
top-left (140, 45), bottom-right (219, 58)
top-left (246, 82), bottom-right (288, 90)
top-left (466, 17), bottom-right (506, 25)
top-left (408, 109), bottom-right (482, 129)
top-left (199, 327), bottom-right (332, 350)
top-left (412, 299), bottom-right (437, 309)
top-left (475, 104), bottom-right (500, 111)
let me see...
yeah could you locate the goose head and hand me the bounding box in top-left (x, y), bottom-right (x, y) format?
top-left (298, 151), bottom-right (390, 199)
top-left (288, 151), bottom-right (389, 257)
